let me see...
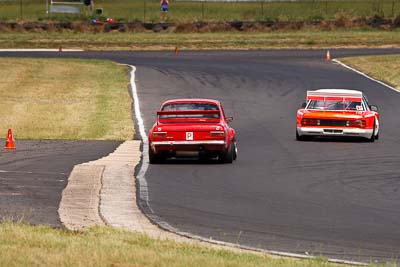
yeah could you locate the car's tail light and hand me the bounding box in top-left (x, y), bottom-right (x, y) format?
top-left (301, 118), bottom-right (320, 126)
top-left (153, 132), bottom-right (167, 137)
top-left (346, 120), bottom-right (366, 128)
top-left (210, 131), bottom-right (225, 137)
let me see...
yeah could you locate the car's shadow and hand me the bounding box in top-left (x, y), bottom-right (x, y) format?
top-left (152, 157), bottom-right (222, 165)
top-left (296, 136), bottom-right (375, 143)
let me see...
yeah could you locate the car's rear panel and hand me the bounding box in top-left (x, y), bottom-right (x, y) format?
top-left (151, 123), bottom-right (227, 156)
top-left (296, 90), bottom-right (379, 140)
top-left (297, 110), bottom-right (374, 128)
top-left (150, 110), bottom-right (228, 156)
top-left (296, 110), bottom-right (375, 138)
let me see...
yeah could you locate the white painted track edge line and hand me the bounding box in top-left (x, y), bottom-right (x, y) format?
top-left (0, 49), bottom-right (83, 52)
top-left (332, 59), bottom-right (399, 92)
top-left (127, 64), bottom-right (367, 266)
top-left (148, 215), bottom-right (368, 266)
top-left (127, 65), bottom-right (153, 213)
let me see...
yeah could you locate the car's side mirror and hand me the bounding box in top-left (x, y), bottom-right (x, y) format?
top-left (226, 117), bottom-right (234, 123)
top-left (369, 105), bottom-right (378, 112)
top-left (301, 102), bottom-right (307, 108)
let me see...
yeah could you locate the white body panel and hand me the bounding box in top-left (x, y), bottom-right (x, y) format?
top-left (297, 126), bottom-right (374, 139)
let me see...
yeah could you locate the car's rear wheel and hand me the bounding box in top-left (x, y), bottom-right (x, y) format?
top-left (367, 121), bottom-right (376, 142)
top-left (149, 146), bottom-right (163, 164)
top-left (233, 139), bottom-right (238, 160)
top-left (219, 142), bottom-right (234, 164)
top-left (296, 129), bottom-right (307, 141)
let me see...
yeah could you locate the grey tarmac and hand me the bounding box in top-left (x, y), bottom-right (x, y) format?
top-left (0, 139), bottom-right (121, 226)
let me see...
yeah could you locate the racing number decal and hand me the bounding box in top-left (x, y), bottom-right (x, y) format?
top-left (186, 132), bottom-right (193, 141)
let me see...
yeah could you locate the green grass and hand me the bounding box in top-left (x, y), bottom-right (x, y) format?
top-left (340, 54), bottom-right (400, 90)
top-left (0, 58), bottom-right (134, 140)
top-left (0, 30), bottom-right (399, 50)
top-left (0, 221), bottom-right (353, 267)
top-left (0, 0), bottom-right (399, 22)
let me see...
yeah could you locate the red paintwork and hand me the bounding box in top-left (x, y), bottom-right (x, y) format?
top-left (148, 99), bottom-right (236, 158)
top-left (296, 109), bottom-right (378, 129)
top-left (296, 90), bottom-right (380, 140)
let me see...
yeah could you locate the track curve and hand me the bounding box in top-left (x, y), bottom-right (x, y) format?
top-left (133, 50), bottom-right (400, 264)
top-left (2, 49), bottom-right (400, 263)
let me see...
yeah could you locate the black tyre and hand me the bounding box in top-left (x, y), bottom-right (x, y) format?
top-left (367, 122), bottom-right (376, 143)
top-left (219, 142), bottom-right (234, 164)
top-left (149, 146), bottom-right (162, 164)
top-left (296, 129), bottom-right (306, 141)
top-left (233, 139), bottom-right (238, 160)
top-left (375, 123), bottom-right (379, 140)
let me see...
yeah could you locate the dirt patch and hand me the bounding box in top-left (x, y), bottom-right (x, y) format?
top-left (0, 15), bottom-right (399, 33)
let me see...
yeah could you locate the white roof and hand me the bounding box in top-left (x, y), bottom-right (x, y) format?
top-left (308, 89), bottom-right (363, 98)
top-left (315, 89), bottom-right (362, 94)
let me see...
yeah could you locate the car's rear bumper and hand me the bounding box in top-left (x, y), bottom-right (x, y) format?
top-left (150, 140), bottom-right (226, 154)
top-left (152, 140), bottom-right (225, 146)
top-left (297, 127), bottom-right (373, 139)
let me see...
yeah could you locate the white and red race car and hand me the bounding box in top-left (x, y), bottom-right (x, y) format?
top-left (296, 89), bottom-right (380, 141)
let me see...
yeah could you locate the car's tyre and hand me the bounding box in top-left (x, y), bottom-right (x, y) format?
top-left (149, 146), bottom-right (162, 164)
top-left (367, 122), bottom-right (376, 143)
top-left (296, 129), bottom-right (306, 141)
top-left (219, 142), bottom-right (234, 164)
top-left (233, 139), bottom-right (238, 161)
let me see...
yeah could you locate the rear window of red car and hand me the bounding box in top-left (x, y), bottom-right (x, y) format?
top-left (161, 103), bottom-right (220, 119)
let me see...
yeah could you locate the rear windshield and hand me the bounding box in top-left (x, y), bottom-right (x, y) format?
top-left (307, 100), bottom-right (364, 111)
top-left (161, 103), bottom-right (220, 119)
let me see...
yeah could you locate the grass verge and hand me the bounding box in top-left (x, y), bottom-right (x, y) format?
top-left (0, 30), bottom-right (399, 50)
top-left (0, 58), bottom-right (134, 140)
top-left (339, 54), bottom-right (400, 90)
top-left (0, 221), bottom-right (351, 267)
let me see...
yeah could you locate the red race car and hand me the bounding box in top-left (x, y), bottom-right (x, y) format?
top-left (148, 99), bottom-right (237, 163)
top-left (296, 89), bottom-right (380, 141)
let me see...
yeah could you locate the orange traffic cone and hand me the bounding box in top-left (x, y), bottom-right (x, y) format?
top-left (4, 128), bottom-right (16, 149)
top-left (326, 50), bottom-right (331, 61)
top-left (175, 46), bottom-right (179, 56)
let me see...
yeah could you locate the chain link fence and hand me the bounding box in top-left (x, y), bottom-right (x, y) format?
top-left (0, 0), bottom-right (399, 22)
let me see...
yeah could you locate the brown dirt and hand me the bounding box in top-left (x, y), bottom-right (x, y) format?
top-left (0, 15), bottom-right (399, 33)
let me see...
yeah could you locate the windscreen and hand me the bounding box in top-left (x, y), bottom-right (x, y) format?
top-left (160, 103), bottom-right (220, 118)
top-left (307, 100), bottom-right (364, 111)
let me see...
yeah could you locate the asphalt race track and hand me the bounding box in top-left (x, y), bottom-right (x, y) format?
top-left (1, 49), bottom-right (400, 263)
top-left (0, 140), bottom-right (121, 226)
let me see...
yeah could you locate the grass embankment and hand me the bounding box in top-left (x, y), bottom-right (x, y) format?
top-left (1, 30), bottom-right (400, 50)
top-left (0, 58), bottom-right (134, 140)
top-left (340, 54), bottom-right (400, 90)
top-left (0, 222), bottom-right (349, 267)
top-left (0, 0), bottom-right (399, 22)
